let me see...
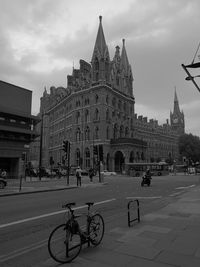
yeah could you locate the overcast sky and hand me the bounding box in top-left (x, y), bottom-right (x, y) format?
top-left (0, 0), bottom-right (200, 136)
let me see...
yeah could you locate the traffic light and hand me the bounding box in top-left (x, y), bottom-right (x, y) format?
top-left (63, 140), bottom-right (69, 154)
top-left (99, 145), bottom-right (104, 161)
top-left (21, 152), bottom-right (26, 161)
top-left (93, 145), bottom-right (98, 156)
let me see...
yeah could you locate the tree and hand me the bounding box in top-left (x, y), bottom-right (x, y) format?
top-left (179, 133), bottom-right (200, 164)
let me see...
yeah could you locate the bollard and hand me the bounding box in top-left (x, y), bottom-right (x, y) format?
top-left (127, 199), bottom-right (140, 227)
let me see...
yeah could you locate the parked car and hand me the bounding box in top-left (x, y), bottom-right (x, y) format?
top-left (38, 167), bottom-right (56, 177)
top-left (101, 170), bottom-right (117, 176)
top-left (0, 177), bottom-right (7, 189)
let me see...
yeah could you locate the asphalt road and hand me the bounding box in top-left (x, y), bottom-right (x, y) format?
top-left (0, 174), bottom-right (199, 266)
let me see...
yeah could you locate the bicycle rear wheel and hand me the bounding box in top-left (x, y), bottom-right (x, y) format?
top-left (48, 224), bottom-right (82, 263)
top-left (89, 214), bottom-right (105, 246)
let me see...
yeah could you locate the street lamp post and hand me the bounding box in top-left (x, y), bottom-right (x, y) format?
top-left (39, 112), bottom-right (44, 181)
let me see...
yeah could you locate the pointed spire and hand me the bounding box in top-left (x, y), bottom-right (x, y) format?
top-left (43, 86), bottom-right (47, 96)
top-left (92, 16), bottom-right (108, 59)
top-left (174, 86), bottom-right (178, 102)
top-left (120, 39), bottom-right (129, 75)
top-left (173, 87), bottom-right (181, 114)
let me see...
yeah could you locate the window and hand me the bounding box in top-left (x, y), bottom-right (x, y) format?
top-left (85, 148), bottom-right (90, 168)
top-left (125, 127), bottom-right (129, 137)
top-left (95, 108), bottom-right (99, 121)
top-left (95, 94), bottom-right (99, 103)
top-left (85, 109), bottom-right (89, 122)
top-left (95, 57), bottom-right (99, 71)
top-left (129, 151), bottom-right (134, 163)
top-left (112, 97), bottom-right (116, 107)
top-left (106, 126), bottom-right (110, 139)
top-left (76, 148), bottom-right (81, 167)
top-left (106, 95), bottom-right (109, 104)
top-left (76, 128), bottom-right (81, 141)
top-left (76, 111), bottom-right (81, 124)
top-left (120, 125), bottom-right (124, 138)
top-left (95, 126), bottom-right (99, 139)
top-left (113, 123), bottom-right (118, 139)
top-left (85, 126), bottom-right (90, 140)
top-left (118, 100), bottom-right (121, 110)
top-left (106, 109), bottom-right (109, 121)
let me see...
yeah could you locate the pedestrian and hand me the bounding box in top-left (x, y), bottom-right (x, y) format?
top-left (76, 167), bottom-right (82, 187)
top-left (89, 168), bottom-right (94, 182)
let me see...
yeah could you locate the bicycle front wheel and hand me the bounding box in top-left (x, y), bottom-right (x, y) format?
top-left (48, 224), bottom-right (82, 263)
top-left (89, 214), bottom-right (105, 246)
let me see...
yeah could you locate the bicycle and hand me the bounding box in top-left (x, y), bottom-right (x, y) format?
top-left (48, 202), bottom-right (105, 263)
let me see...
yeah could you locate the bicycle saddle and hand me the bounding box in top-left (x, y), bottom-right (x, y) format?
top-left (62, 202), bottom-right (76, 208)
top-left (85, 202), bottom-right (94, 207)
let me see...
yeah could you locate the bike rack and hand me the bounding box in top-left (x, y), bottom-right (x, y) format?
top-left (127, 199), bottom-right (140, 227)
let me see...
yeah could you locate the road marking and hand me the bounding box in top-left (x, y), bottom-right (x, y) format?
top-left (0, 239), bottom-right (48, 262)
top-left (0, 198), bottom-right (116, 229)
top-left (126, 196), bottom-right (162, 199)
top-left (175, 184), bottom-right (195, 190)
top-left (169, 192), bottom-right (183, 197)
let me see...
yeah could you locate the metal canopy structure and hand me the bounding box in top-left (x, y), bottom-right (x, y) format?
top-left (182, 42), bottom-right (200, 93)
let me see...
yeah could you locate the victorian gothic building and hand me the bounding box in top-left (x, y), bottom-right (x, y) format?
top-left (37, 16), bottom-right (184, 173)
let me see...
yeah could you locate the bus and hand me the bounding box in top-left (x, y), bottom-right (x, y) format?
top-left (126, 162), bottom-right (169, 177)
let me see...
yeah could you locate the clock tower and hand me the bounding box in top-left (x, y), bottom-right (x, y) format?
top-left (170, 89), bottom-right (185, 135)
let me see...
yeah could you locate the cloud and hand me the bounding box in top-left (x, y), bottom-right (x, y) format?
top-left (0, 0), bottom-right (200, 136)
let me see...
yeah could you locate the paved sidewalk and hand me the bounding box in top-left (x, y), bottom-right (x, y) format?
top-left (40, 185), bottom-right (200, 267)
top-left (0, 175), bottom-right (105, 197)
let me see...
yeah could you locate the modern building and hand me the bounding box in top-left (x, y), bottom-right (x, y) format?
top-left (0, 80), bottom-right (39, 178)
top-left (37, 16), bottom-right (184, 173)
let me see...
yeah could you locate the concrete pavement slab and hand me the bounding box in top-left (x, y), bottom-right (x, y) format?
top-left (126, 258), bottom-right (177, 267)
top-left (81, 246), bottom-right (135, 267)
top-left (156, 250), bottom-right (200, 267)
top-left (114, 241), bottom-right (162, 260)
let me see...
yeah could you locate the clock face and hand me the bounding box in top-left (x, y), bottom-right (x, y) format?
top-left (173, 118), bottom-right (178, 123)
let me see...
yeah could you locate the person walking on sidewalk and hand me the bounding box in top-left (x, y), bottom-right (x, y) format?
top-left (89, 168), bottom-right (94, 182)
top-left (76, 167), bottom-right (82, 187)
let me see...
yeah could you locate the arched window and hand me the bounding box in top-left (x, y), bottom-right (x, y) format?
top-left (76, 148), bottom-right (81, 167)
top-left (118, 100), bottom-right (121, 110)
top-left (85, 109), bottom-right (89, 122)
top-left (95, 108), bottom-right (99, 121)
top-left (95, 94), bottom-right (99, 103)
top-left (120, 125), bottom-right (124, 138)
top-left (85, 148), bottom-right (90, 168)
top-left (85, 126), bottom-right (90, 141)
top-left (106, 95), bottom-right (109, 104)
top-left (76, 111), bottom-right (81, 124)
top-left (105, 58), bottom-right (109, 81)
top-left (141, 152), bottom-right (145, 161)
top-left (95, 57), bottom-right (99, 71)
top-left (106, 109), bottom-right (109, 121)
top-left (129, 151), bottom-right (135, 163)
top-left (95, 126), bottom-right (99, 139)
top-left (125, 127), bottom-right (129, 137)
top-left (106, 126), bottom-right (109, 139)
top-left (113, 123), bottom-right (118, 139)
top-left (112, 97), bottom-right (116, 107)
top-left (76, 127), bottom-right (81, 141)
